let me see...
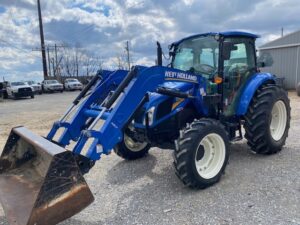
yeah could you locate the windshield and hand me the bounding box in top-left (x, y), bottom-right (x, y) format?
top-left (67, 79), bottom-right (78, 82)
top-left (26, 81), bottom-right (36, 85)
top-left (11, 82), bottom-right (26, 86)
top-left (172, 36), bottom-right (219, 76)
top-left (47, 80), bottom-right (58, 84)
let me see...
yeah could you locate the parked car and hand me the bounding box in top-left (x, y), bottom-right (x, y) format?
top-left (0, 82), bottom-right (8, 99)
top-left (6, 81), bottom-right (34, 99)
top-left (0, 82), bottom-right (4, 99)
top-left (64, 78), bottom-right (83, 91)
top-left (42, 80), bottom-right (64, 93)
top-left (26, 81), bottom-right (42, 95)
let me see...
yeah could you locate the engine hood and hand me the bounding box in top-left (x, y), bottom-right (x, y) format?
top-left (68, 82), bottom-right (82, 85)
top-left (48, 83), bottom-right (62, 86)
top-left (11, 85), bottom-right (31, 91)
top-left (144, 81), bottom-right (194, 109)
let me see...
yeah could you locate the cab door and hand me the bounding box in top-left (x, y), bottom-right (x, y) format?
top-left (221, 37), bottom-right (257, 116)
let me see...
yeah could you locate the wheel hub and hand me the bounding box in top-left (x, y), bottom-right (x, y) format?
top-left (270, 100), bottom-right (287, 141)
top-left (195, 133), bottom-right (226, 179)
top-left (124, 134), bottom-right (148, 152)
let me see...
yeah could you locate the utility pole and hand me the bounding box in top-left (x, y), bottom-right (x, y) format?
top-left (51, 58), bottom-right (55, 78)
top-left (37, 0), bottom-right (48, 79)
top-left (47, 47), bottom-right (51, 76)
top-left (54, 44), bottom-right (58, 76)
top-left (34, 44), bottom-right (66, 78)
top-left (281, 27), bottom-right (284, 37)
top-left (125, 41), bottom-right (131, 70)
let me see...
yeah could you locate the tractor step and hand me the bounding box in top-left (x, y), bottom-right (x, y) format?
top-left (0, 127), bottom-right (94, 225)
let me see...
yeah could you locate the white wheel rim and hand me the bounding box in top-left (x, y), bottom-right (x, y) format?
top-left (124, 134), bottom-right (148, 152)
top-left (195, 133), bottom-right (226, 179)
top-left (270, 100), bottom-right (287, 141)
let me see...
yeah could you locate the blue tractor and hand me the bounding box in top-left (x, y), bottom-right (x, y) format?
top-left (0, 31), bottom-right (291, 225)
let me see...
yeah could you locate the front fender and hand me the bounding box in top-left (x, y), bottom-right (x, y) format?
top-left (236, 73), bottom-right (275, 116)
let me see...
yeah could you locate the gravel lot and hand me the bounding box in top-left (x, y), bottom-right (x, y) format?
top-left (0, 92), bottom-right (299, 225)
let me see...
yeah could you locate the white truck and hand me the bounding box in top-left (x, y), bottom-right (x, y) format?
top-left (5, 81), bottom-right (34, 99)
top-left (64, 78), bottom-right (83, 91)
top-left (42, 80), bottom-right (64, 93)
top-left (26, 81), bottom-right (42, 95)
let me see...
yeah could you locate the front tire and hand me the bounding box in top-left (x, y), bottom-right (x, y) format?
top-left (114, 133), bottom-right (150, 160)
top-left (174, 119), bottom-right (229, 189)
top-left (244, 84), bottom-right (290, 154)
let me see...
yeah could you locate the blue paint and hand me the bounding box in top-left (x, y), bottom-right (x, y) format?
top-left (173, 31), bottom-right (260, 46)
top-left (236, 73), bottom-right (275, 115)
top-left (46, 57), bottom-right (275, 162)
top-left (47, 66), bottom-right (209, 161)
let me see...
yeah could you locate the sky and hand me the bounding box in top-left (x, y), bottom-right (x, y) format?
top-left (0, 0), bottom-right (299, 82)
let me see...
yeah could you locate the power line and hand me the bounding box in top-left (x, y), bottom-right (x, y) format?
top-left (0, 37), bottom-right (33, 54)
top-left (33, 44), bottom-right (67, 78)
top-left (62, 24), bottom-right (96, 46)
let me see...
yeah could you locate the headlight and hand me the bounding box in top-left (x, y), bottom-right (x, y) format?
top-left (143, 107), bottom-right (155, 126)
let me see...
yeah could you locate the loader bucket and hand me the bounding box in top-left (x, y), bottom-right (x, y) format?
top-left (0, 127), bottom-right (94, 225)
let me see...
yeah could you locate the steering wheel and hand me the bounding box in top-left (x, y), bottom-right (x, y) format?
top-left (228, 63), bottom-right (248, 74)
top-left (193, 64), bottom-right (215, 75)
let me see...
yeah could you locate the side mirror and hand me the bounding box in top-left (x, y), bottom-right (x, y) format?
top-left (222, 42), bottom-right (237, 60)
top-left (257, 61), bottom-right (265, 68)
top-left (257, 51), bottom-right (273, 67)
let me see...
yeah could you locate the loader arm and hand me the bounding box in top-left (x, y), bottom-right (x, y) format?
top-left (47, 69), bottom-right (129, 146)
top-left (67, 66), bottom-right (204, 161)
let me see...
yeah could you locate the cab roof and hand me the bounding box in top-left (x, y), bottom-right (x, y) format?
top-left (172, 31), bottom-right (260, 46)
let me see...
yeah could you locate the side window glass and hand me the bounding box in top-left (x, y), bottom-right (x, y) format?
top-left (224, 43), bottom-right (247, 67)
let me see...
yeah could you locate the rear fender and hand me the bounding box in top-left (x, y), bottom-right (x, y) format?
top-left (236, 73), bottom-right (275, 116)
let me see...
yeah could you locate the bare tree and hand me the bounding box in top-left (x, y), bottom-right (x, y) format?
top-left (58, 43), bottom-right (103, 77)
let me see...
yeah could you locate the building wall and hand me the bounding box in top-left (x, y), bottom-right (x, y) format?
top-left (260, 30), bottom-right (300, 49)
top-left (260, 46), bottom-right (300, 89)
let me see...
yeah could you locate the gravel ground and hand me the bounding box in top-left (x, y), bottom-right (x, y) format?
top-left (0, 91), bottom-right (299, 225)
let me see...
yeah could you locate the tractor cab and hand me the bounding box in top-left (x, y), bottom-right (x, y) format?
top-left (169, 32), bottom-right (260, 116)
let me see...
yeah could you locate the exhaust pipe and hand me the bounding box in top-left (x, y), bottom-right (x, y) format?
top-left (157, 41), bottom-right (162, 66)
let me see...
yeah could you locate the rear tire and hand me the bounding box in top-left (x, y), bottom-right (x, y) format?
top-left (174, 118), bottom-right (229, 189)
top-left (3, 92), bottom-right (8, 99)
top-left (244, 84), bottom-right (290, 154)
top-left (31, 95), bottom-right (34, 99)
top-left (114, 133), bottom-right (150, 160)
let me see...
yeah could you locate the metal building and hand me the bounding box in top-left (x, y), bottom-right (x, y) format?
top-left (259, 30), bottom-right (300, 89)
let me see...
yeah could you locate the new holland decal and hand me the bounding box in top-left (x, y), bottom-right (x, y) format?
top-left (165, 71), bottom-right (198, 83)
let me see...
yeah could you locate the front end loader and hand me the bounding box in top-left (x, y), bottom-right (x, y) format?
top-left (0, 31), bottom-right (291, 225)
